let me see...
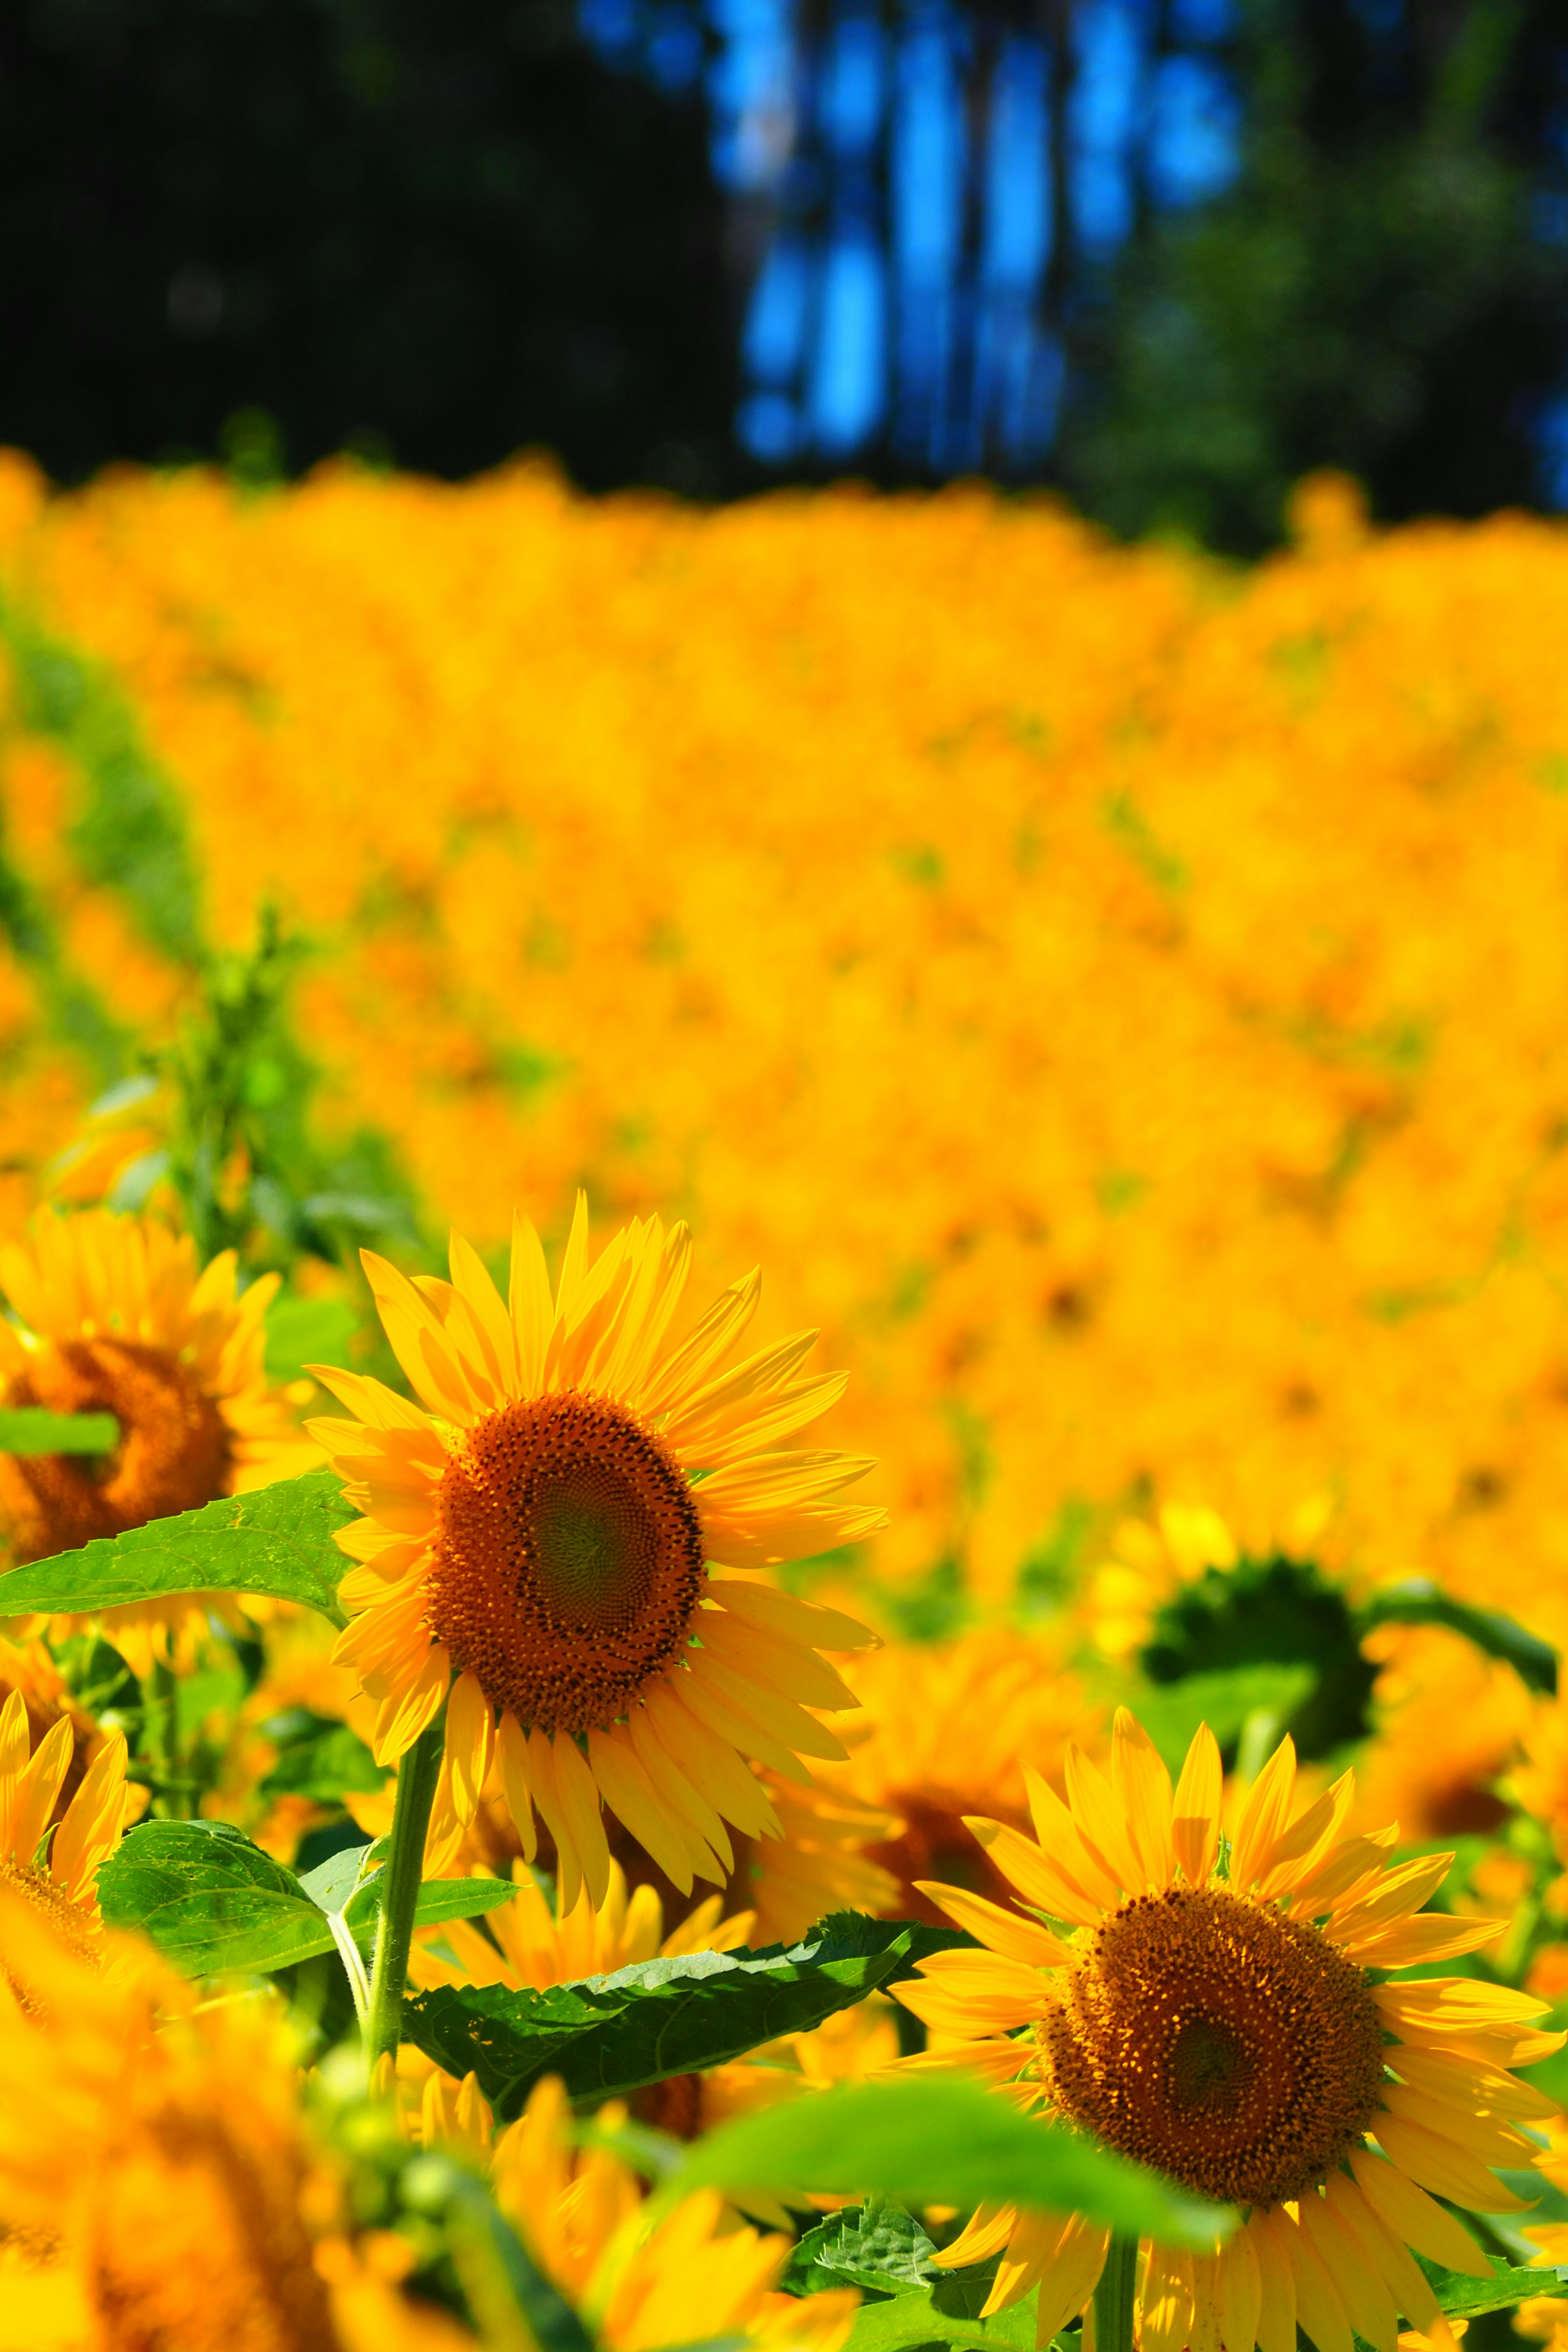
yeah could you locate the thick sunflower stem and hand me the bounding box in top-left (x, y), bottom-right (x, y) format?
top-left (1092, 2232), bottom-right (1139, 2352)
top-left (364, 1711), bottom-right (445, 2071)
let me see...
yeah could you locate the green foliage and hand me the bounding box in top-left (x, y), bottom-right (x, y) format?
top-left (1141, 1547), bottom-right (1559, 1764)
top-left (98, 1819), bottom-right (514, 1977)
top-left (153, 908), bottom-right (422, 1267)
top-left (785, 2203), bottom-right (944, 2296)
top-left (841, 2287), bottom-right (1036, 2352)
top-left (1363, 1580), bottom-right (1557, 1695)
top-left (259, 1709), bottom-right (384, 1802)
top-left (403, 1915), bottom-right (969, 2121)
top-left (1419, 2253), bottom-right (1568, 2318)
top-left (0, 1467), bottom-right (354, 1624)
top-left (673, 2075), bottom-right (1233, 2246)
top-left (264, 1294), bottom-right (361, 1384)
top-left (1130, 1663), bottom-right (1315, 1777)
top-left (1, 608), bottom-right (205, 965)
top-left (0, 1407), bottom-right (119, 1455)
top-left (1058, 0), bottom-right (1568, 552)
top-left (1141, 1552), bottom-right (1376, 1759)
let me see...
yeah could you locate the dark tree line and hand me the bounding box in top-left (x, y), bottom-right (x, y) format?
top-left (3, 0), bottom-right (1568, 548)
top-left (0, 0), bottom-right (737, 494)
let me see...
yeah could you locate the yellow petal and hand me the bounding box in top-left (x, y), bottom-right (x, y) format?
top-left (1172, 1721), bottom-right (1222, 1886)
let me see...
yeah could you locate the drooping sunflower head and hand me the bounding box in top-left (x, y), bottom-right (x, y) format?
top-left (898, 1708), bottom-right (1562, 2352)
top-left (0, 1207), bottom-right (317, 1575)
top-left (312, 1201), bottom-right (882, 1912)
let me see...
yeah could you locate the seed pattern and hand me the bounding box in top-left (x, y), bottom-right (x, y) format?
top-left (1037, 1884), bottom-right (1385, 2207)
top-left (428, 1392), bottom-right (707, 1736)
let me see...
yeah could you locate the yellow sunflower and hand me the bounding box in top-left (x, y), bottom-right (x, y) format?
top-left (491, 2074), bottom-right (859, 2352)
top-left (815, 1625), bottom-right (1102, 1924)
top-left (0, 1895), bottom-right (472, 2352)
top-left (0, 1208), bottom-right (319, 1671)
top-left (0, 1686), bottom-right (130, 1986)
top-left (896, 1707), bottom-right (1559, 2352)
top-left (310, 1203), bottom-right (882, 1909)
top-left (412, 1854), bottom-right (755, 1998)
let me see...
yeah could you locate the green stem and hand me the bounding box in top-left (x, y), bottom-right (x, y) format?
top-left (148, 1657), bottom-right (192, 1820)
top-left (363, 1710), bottom-right (445, 2069)
top-left (1092, 2232), bottom-right (1139, 2352)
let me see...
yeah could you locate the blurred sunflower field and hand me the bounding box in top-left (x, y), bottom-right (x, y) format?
top-left (7, 451), bottom-right (1568, 2352)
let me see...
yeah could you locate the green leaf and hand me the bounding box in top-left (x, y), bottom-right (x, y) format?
top-left (673, 2076), bottom-right (1232, 2247)
top-left (842, 2282), bottom-right (1037, 2352)
top-left (1361, 1582), bottom-right (1558, 1695)
top-left (401, 1913), bottom-right (971, 2122)
top-left (0, 1468), bottom-right (354, 1626)
top-left (265, 1294), bottom-right (360, 1384)
top-left (99, 1820), bottom-right (514, 1976)
top-left (260, 1709), bottom-right (384, 1801)
top-left (0, 1407), bottom-right (118, 1455)
top-left (98, 1819), bottom-right (336, 1975)
top-left (1419, 2252), bottom-right (1568, 2318)
top-left (1131, 1664), bottom-right (1316, 1776)
top-left (786, 2203), bottom-right (944, 2297)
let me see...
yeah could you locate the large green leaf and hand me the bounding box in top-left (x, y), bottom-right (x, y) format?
top-left (98, 1819), bottom-right (513, 1976)
top-left (0, 1407), bottom-right (118, 1455)
top-left (0, 1467), bottom-right (354, 1626)
top-left (1420, 2253), bottom-right (1568, 2319)
top-left (842, 2285), bottom-right (1036, 2352)
top-left (673, 2075), bottom-right (1232, 2247)
top-left (402, 1914), bottom-right (970, 2121)
top-left (1361, 1581), bottom-right (1558, 1696)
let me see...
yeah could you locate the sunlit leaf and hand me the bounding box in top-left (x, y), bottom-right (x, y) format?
top-left (99, 1820), bottom-right (513, 1976)
top-left (401, 1913), bottom-right (970, 2121)
top-left (673, 2075), bottom-right (1233, 2246)
top-left (1420, 2253), bottom-right (1568, 2318)
top-left (0, 1468), bottom-right (354, 1626)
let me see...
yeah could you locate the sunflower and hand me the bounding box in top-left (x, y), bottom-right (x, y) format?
top-left (0, 1209), bottom-right (319, 1672)
top-left (491, 2074), bottom-right (858, 2352)
top-left (730, 1771), bottom-right (900, 1946)
top-left (815, 1626), bottom-right (1102, 1924)
top-left (310, 1203), bottom-right (882, 1909)
top-left (895, 1708), bottom-right (1560, 2352)
top-left (0, 1686), bottom-right (129, 1991)
top-left (412, 1853), bottom-right (755, 1999)
top-left (0, 1895), bottom-right (474, 2352)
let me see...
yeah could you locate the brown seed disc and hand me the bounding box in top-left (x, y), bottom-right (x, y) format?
top-left (0, 1339), bottom-right (233, 1562)
top-left (1037, 1884), bottom-right (1385, 2207)
top-left (427, 1392), bottom-right (707, 1736)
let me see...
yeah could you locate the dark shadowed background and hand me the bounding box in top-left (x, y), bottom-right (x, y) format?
top-left (4, 0), bottom-right (1568, 549)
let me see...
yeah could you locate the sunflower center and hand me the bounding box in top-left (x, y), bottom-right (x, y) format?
top-left (0, 1339), bottom-right (232, 1561)
top-left (428, 1392), bottom-right (707, 1736)
top-left (1036, 1884), bottom-right (1385, 2208)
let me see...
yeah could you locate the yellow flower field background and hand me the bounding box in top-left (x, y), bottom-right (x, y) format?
top-left (9, 447), bottom-right (1568, 2352)
top-left (3, 454), bottom-right (1568, 1629)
